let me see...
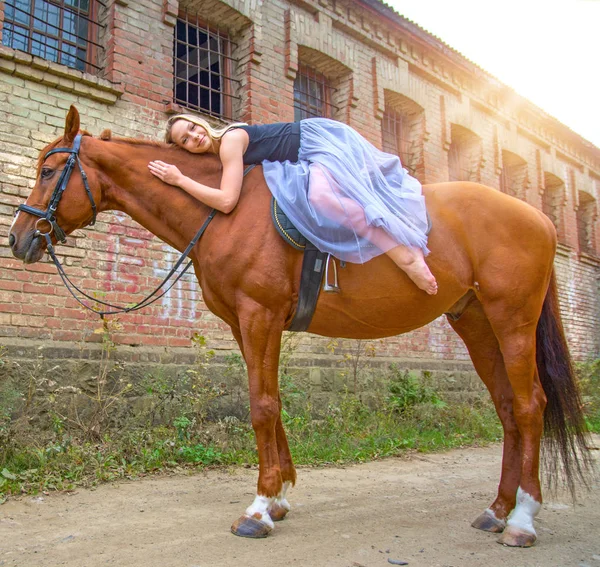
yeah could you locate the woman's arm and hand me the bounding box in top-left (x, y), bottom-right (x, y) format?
top-left (148, 129), bottom-right (247, 214)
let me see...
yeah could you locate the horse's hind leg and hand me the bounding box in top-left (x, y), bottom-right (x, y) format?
top-left (448, 299), bottom-right (521, 534)
top-left (482, 296), bottom-right (548, 547)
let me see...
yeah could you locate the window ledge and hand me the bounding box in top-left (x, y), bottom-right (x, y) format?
top-left (578, 251), bottom-right (600, 267)
top-left (0, 46), bottom-right (123, 105)
top-left (555, 243), bottom-right (573, 258)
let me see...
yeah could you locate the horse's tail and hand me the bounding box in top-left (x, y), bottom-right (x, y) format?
top-left (536, 269), bottom-right (594, 497)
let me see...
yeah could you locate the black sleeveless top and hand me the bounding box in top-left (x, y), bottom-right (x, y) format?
top-left (232, 122), bottom-right (301, 165)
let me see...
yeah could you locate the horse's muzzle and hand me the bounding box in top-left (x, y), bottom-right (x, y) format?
top-left (9, 228), bottom-right (45, 264)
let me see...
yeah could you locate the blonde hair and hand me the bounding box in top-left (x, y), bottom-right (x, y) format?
top-left (165, 114), bottom-right (247, 147)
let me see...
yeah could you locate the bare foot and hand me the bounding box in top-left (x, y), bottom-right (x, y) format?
top-left (385, 245), bottom-right (438, 295)
top-left (404, 259), bottom-right (438, 295)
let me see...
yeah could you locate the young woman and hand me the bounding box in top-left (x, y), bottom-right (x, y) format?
top-left (148, 115), bottom-right (438, 295)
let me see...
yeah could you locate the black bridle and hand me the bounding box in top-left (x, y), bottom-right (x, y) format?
top-left (18, 134), bottom-right (97, 244)
top-left (17, 133), bottom-right (219, 317)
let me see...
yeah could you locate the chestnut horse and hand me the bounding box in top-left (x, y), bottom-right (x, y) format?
top-left (9, 107), bottom-right (591, 547)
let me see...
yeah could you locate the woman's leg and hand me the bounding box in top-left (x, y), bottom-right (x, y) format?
top-left (309, 165), bottom-right (438, 294)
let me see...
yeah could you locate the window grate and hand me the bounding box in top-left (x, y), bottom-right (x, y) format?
top-left (174, 13), bottom-right (240, 121)
top-left (2, 0), bottom-right (105, 74)
top-left (293, 64), bottom-right (337, 121)
top-left (381, 105), bottom-right (417, 175)
top-left (576, 192), bottom-right (596, 256)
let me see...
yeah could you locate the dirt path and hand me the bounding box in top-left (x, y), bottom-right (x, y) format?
top-left (1, 442), bottom-right (599, 567)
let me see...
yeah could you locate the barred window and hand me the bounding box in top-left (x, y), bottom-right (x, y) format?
top-left (542, 173), bottom-right (565, 242)
top-left (293, 64), bottom-right (336, 121)
top-left (448, 124), bottom-right (481, 182)
top-left (381, 104), bottom-right (422, 176)
top-left (500, 150), bottom-right (528, 200)
top-left (174, 13), bottom-right (238, 120)
top-left (1, 0), bottom-right (103, 75)
top-left (577, 191), bottom-right (596, 256)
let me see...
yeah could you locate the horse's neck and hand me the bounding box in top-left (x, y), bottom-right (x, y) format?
top-left (95, 140), bottom-right (221, 252)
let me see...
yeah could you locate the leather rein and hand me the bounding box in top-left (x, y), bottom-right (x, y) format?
top-left (17, 134), bottom-right (218, 317)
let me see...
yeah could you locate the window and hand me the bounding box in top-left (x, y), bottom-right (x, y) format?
top-left (293, 64), bottom-right (336, 121)
top-left (381, 98), bottom-right (424, 177)
top-left (500, 150), bottom-right (528, 200)
top-left (542, 173), bottom-right (565, 242)
top-left (577, 191), bottom-right (596, 256)
top-left (448, 124), bottom-right (482, 182)
top-left (174, 13), bottom-right (238, 120)
top-left (2, 0), bottom-right (103, 75)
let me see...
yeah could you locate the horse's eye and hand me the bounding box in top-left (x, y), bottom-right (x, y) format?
top-left (40, 167), bottom-right (54, 180)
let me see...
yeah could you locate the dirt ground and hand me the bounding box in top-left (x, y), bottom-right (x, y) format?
top-left (1, 441), bottom-right (599, 567)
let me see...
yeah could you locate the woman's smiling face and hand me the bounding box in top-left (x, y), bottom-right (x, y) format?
top-left (170, 119), bottom-right (212, 153)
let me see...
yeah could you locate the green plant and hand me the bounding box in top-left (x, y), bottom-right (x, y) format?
top-left (0, 330), bottom-right (507, 500)
top-left (386, 365), bottom-right (445, 413)
top-left (222, 352), bottom-right (248, 418)
top-left (327, 339), bottom-right (378, 393)
top-left (0, 347), bottom-right (24, 465)
top-left (62, 318), bottom-right (132, 440)
top-left (178, 443), bottom-right (223, 464)
top-left (577, 358), bottom-right (600, 432)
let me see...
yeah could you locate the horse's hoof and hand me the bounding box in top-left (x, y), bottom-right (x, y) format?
top-left (497, 525), bottom-right (536, 547)
top-left (471, 510), bottom-right (506, 533)
top-left (268, 502), bottom-right (289, 522)
top-left (231, 515), bottom-right (272, 538)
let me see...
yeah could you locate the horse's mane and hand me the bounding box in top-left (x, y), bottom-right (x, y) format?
top-left (99, 128), bottom-right (169, 149)
top-left (38, 129), bottom-right (221, 177)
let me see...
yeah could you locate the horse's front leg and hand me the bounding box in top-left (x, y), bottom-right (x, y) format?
top-left (268, 397), bottom-right (296, 521)
top-left (230, 304), bottom-right (290, 538)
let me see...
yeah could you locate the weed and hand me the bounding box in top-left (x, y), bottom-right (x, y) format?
top-left (386, 365), bottom-right (445, 413)
top-left (327, 338), bottom-right (378, 393)
top-left (59, 318), bottom-right (132, 440)
top-left (577, 358), bottom-right (600, 432)
top-left (0, 331), bottom-right (505, 500)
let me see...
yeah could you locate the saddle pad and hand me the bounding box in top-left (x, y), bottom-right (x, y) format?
top-left (271, 197), bottom-right (307, 250)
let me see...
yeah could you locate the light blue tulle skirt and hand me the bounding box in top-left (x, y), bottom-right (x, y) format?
top-left (262, 118), bottom-right (429, 264)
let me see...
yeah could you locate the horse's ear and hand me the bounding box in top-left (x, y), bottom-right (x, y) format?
top-left (64, 105), bottom-right (80, 144)
top-left (100, 129), bottom-right (112, 140)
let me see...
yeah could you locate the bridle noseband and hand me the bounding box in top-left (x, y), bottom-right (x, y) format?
top-left (17, 134), bottom-right (97, 243)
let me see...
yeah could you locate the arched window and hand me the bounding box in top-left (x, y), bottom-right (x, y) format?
top-left (294, 64), bottom-right (336, 120)
top-left (448, 124), bottom-right (481, 182)
top-left (500, 150), bottom-right (528, 200)
top-left (577, 191), bottom-right (597, 256)
top-left (293, 46), bottom-right (350, 122)
top-left (381, 92), bottom-right (425, 178)
top-left (542, 173), bottom-right (566, 242)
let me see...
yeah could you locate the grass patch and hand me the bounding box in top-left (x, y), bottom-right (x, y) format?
top-left (0, 364), bottom-right (502, 499)
top-left (0, 396), bottom-right (503, 498)
top-left (6, 340), bottom-right (597, 500)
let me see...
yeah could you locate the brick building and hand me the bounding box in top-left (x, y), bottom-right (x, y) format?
top-left (0, 0), bottom-right (598, 378)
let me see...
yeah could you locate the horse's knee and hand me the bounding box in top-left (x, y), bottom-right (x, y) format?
top-left (250, 396), bottom-right (280, 430)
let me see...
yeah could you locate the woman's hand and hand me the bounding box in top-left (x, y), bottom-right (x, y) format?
top-left (148, 160), bottom-right (184, 186)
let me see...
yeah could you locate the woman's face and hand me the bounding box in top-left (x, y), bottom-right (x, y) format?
top-left (170, 119), bottom-right (212, 154)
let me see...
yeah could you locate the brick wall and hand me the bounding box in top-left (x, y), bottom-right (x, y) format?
top-left (0, 0), bottom-right (598, 373)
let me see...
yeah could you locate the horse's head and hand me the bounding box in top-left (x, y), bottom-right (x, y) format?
top-left (9, 105), bottom-right (102, 263)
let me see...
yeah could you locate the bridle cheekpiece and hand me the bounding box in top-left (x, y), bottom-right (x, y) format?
top-left (17, 134), bottom-right (97, 243)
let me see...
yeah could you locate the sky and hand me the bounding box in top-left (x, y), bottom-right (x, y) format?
top-left (384, 0), bottom-right (600, 148)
